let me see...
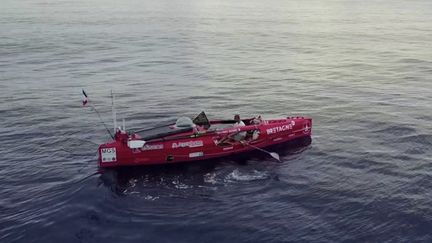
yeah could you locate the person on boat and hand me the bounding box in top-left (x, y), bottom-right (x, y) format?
top-left (233, 114), bottom-right (245, 127)
top-left (232, 114), bottom-right (246, 141)
top-left (216, 114), bottom-right (246, 145)
top-left (251, 115), bottom-right (262, 125)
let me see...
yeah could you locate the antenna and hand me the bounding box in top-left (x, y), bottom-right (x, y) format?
top-left (82, 89), bottom-right (114, 139)
top-left (111, 90), bottom-right (117, 133)
top-left (91, 106), bottom-right (114, 139)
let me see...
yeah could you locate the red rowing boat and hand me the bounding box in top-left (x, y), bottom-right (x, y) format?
top-left (97, 112), bottom-right (312, 168)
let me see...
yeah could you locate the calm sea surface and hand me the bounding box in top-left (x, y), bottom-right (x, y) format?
top-left (1, 0), bottom-right (432, 242)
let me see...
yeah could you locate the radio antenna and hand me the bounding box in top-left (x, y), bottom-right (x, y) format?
top-left (111, 90), bottom-right (117, 133)
top-left (82, 89), bottom-right (114, 139)
top-left (91, 105), bottom-right (114, 139)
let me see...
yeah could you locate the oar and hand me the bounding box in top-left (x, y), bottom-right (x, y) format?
top-left (241, 142), bottom-right (281, 162)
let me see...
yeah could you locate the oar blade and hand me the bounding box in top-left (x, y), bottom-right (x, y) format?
top-left (270, 152), bottom-right (281, 162)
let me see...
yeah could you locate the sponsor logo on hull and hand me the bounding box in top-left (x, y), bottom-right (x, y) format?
top-left (189, 152), bottom-right (204, 158)
top-left (101, 148), bottom-right (116, 163)
top-left (266, 121), bottom-right (295, 135)
top-left (172, 140), bottom-right (204, 149)
top-left (216, 128), bottom-right (240, 135)
top-left (141, 144), bottom-right (164, 151)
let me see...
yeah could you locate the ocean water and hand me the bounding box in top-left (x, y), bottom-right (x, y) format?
top-left (1, 0), bottom-right (432, 242)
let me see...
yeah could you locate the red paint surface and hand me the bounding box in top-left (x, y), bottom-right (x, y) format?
top-left (98, 117), bottom-right (312, 168)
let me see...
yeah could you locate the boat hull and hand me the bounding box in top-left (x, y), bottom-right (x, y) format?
top-left (98, 117), bottom-right (312, 168)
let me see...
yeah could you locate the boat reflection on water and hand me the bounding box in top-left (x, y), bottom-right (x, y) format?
top-left (97, 136), bottom-right (312, 197)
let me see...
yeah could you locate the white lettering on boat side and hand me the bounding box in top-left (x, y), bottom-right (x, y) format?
top-left (172, 140), bottom-right (204, 149)
top-left (101, 148), bottom-right (116, 163)
top-left (189, 152), bottom-right (204, 158)
top-left (216, 128), bottom-right (240, 135)
top-left (266, 121), bottom-right (295, 135)
top-left (141, 144), bottom-right (164, 151)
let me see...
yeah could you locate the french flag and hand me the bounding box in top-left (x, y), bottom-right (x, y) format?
top-left (82, 89), bottom-right (88, 106)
